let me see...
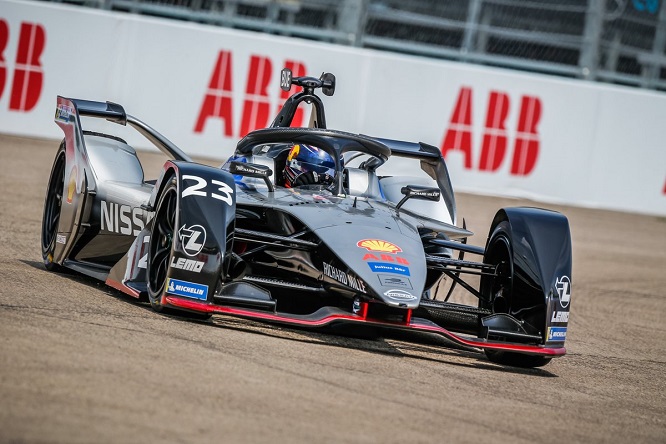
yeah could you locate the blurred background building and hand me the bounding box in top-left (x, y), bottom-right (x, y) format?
top-left (38, 0), bottom-right (666, 91)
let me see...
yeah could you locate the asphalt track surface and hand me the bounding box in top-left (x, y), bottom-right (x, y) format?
top-left (1, 134), bottom-right (665, 443)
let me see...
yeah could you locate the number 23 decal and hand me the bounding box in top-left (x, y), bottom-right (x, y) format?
top-left (182, 175), bottom-right (234, 206)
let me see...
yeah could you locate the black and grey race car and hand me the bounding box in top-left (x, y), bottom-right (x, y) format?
top-left (42, 69), bottom-right (572, 367)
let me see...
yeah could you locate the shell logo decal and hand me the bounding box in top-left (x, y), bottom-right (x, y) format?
top-left (356, 239), bottom-right (402, 254)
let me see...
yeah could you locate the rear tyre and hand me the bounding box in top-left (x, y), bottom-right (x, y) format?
top-left (147, 178), bottom-right (211, 320)
top-left (41, 144), bottom-right (66, 272)
top-left (480, 221), bottom-right (551, 368)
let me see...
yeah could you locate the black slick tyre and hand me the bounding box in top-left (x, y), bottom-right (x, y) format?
top-left (147, 178), bottom-right (177, 312)
top-left (147, 178), bottom-right (211, 320)
top-left (481, 220), bottom-right (551, 368)
top-left (41, 143), bottom-right (66, 272)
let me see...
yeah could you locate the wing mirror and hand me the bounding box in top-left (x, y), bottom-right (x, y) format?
top-left (359, 156), bottom-right (382, 171)
top-left (229, 161), bottom-right (274, 192)
top-left (321, 72), bottom-right (336, 96)
top-left (279, 68), bottom-right (335, 97)
top-left (395, 185), bottom-right (441, 215)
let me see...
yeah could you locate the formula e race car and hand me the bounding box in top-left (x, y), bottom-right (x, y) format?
top-left (42, 69), bottom-right (572, 368)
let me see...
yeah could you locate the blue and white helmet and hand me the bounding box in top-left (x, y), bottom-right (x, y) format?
top-left (283, 144), bottom-right (338, 188)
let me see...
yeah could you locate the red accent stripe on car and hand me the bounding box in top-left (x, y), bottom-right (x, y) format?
top-left (165, 296), bottom-right (566, 357)
top-left (106, 278), bottom-right (140, 299)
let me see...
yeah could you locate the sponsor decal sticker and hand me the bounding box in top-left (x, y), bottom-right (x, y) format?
top-left (322, 262), bottom-right (366, 293)
top-left (178, 224), bottom-right (206, 256)
top-left (362, 253), bottom-right (409, 265)
top-left (378, 274), bottom-right (412, 289)
top-left (555, 275), bottom-right (571, 308)
top-left (356, 239), bottom-right (402, 254)
top-left (410, 189), bottom-right (440, 198)
top-left (551, 311), bottom-right (569, 323)
top-left (101, 201), bottom-right (155, 236)
top-left (170, 256), bottom-right (205, 273)
top-left (56, 234), bottom-right (67, 244)
top-left (547, 327), bottom-right (567, 341)
top-left (384, 289), bottom-right (416, 301)
top-left (352, 297), bottom-right (362, 314)
top-left (166, 278), bottom-right (208, 301)
top-left (367, 262), bottom-right (410, 276)
top-left (55, 104), bottom-right (74, 122)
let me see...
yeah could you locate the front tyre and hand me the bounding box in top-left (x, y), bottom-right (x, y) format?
top-left (146, 178), bottom-right (211, 320)
top-left (147, 178), bottom-right (177, 312)
top-left (481, 220), bottom-right (551, 368)
top-left (41, 144), bottom-right (66, 272)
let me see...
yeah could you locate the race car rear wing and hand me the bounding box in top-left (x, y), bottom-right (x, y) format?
top-left (376, 138), bottom-right (456, 225)
top-left (56, 96), bottom-right (192, 162)
top-left (374, 138), bottom-right (440, 159)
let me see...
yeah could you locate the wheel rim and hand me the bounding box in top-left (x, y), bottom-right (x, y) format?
top-left (148, 185), bottom-right (177, 297)
top-left (42, 153), bottom-right (65, 254)
top-left (481, 233), bottom-right (513, 314)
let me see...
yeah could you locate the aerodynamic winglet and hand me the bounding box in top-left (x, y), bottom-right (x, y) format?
top-left (66, 97), bottom-right (127, 125)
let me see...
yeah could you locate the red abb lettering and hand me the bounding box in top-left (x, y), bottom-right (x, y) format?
top-left (277, 60), bottom-right (306, 127)
top-left (9, 22), bottom-right (45, 112)
top-left (441, 87), bottom-right (542, 176)
top-left (194, 50), bottom-right (234, 136)
top-left (479, 91), bottom-right (509, 172)
top-left (239, 55), bottom-right (272, 137)
top-left (0, 20), bottom-right (8, 100)
top-left (511, 95), bottom-right (541, 176)
top-left (441, 87), bottom-right (473, 169)
top-left (195, 53), bottom-right (308, 137)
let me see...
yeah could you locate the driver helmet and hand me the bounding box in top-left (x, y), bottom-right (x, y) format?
top-left (283, 144), bottom-right (339, 188)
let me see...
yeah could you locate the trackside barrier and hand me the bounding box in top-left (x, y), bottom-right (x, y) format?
top-left (1, 0), bottom-right (665, 216)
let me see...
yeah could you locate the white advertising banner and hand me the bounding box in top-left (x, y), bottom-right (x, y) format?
top-left (1, 0), bottom-right (665, 215)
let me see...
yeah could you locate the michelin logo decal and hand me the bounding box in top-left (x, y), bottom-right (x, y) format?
top-left (547, 327), bottom-right (567, 341)
top-left (166, 278), bottom-right (208, 301)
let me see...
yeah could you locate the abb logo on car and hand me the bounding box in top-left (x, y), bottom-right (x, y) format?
top-left (194, 51), bottom-right (307, 138)
top-left (441, 87), bottom-right (542, 176)
top-left (0, 20), bottom-right (45, 112)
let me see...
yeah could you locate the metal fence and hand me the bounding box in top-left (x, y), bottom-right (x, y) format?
top-left (43, 0), bottom-right (666, 91)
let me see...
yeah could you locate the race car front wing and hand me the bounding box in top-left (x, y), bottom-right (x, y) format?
top-left (164, 295), bottom-right (566, 358)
